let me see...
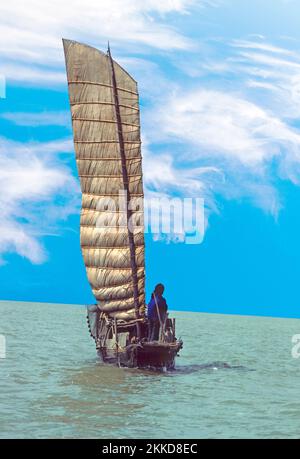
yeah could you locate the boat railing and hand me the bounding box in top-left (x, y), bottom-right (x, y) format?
top-left (159, 316), bottom-right (176, 343)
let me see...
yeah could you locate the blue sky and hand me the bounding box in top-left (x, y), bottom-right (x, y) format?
top-left (1, 0), bottom-right (300, 317)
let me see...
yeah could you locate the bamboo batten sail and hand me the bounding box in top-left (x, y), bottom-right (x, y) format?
top-left (63, 39), bottom-right (145, 321)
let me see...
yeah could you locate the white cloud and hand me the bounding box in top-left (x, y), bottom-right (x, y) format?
top-left (0, 111), bottom-right (70, 127)
top-left (0, 223), bottom-right (46, 265)
top-left (0, 63), bottom-right (66, 87)
top-left (117, 57), bottom-right (173, 101)
top-left (0, 0), bottom-right (210, 87)
top-left (3, 4), bottom-right (300, 259)
top-left (142, 141), bottom-right (215, 242)
top-left (0, 136), bottom-right (79, 264)
top-left (0, 137), bottom-right (74, 156)
top-left (231, 39), bottom-right (296, 56)
top-left (145, 87), bottom-right (300, 215)
top-left (142, 36), bottom-right (300, 217)
top-left (237, 51), bottom-right (300, 71)
top-left (143, 141), bottom-right (219, 195)
top-left (152, 89), bottom-right (300, 164)
top-left (226, 38), bottom-right (300, 120)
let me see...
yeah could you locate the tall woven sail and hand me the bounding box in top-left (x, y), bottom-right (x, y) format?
top-left (63, 39), bottom-right (145, 321)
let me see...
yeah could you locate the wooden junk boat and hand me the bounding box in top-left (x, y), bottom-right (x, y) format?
top-left (63, 39), bottom-right (183, 369)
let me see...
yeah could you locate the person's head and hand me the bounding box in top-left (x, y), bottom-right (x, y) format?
top-left (154, 283), bottom-right (165, 297)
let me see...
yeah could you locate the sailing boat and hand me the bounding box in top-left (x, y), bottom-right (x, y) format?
top-left (63, 39), bottom-right (183, 369)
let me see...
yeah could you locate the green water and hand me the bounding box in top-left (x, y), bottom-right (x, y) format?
top-left (0, 301), bottom-right (300, 439)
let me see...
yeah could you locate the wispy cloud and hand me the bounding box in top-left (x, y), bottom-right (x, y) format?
top-left (0, 136), bottom-right (79, 264)
top-left (143, 36), bottom-right (300, 216)
top-left (0, 0), bottom-right (212, 87)
top-left (1, 111), bottom-right (70, 127)
top-left (231, 39), bottom-right (296, 56)
top-left (153, 89), bottom-right (300, 165)
top-left (226, 37), bottom-right (300, 120)
top-left (0, 137), bottom-right (74, 156)
top-left (3, 1), bottom-right (300, 261)
top-left (0, 63), bottom-right (66, 87)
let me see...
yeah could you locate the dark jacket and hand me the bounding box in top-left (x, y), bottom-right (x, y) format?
top-left (147, 295), bottom-right (168, 321)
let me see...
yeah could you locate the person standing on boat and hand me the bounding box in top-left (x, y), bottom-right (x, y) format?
top-left (147, 283), bottom-right (168, 341)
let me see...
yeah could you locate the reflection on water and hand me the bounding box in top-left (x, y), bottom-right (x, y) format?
top-left (1, 301), bottom-right (300, 438)
top-left (33, 359), bottom-right (253, 438)
top-left (173, 362), bottom-right (255, 374)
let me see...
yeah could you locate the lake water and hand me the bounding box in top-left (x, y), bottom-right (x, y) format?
top-left (0, 301), bottom-right (300, 439)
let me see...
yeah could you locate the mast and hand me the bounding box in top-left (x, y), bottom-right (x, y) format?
top-left (107, 44), bottom-right (141, 339)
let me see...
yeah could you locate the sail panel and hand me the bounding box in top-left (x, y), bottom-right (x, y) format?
top-left (81, 246), bottom-right (144, 269)
top-left (77, 158), bottom-right (142, 175)
top-left (79, 175), bottom-right (143, 195)
top-left (99, 294), bottom-right (145, 312)
top-left (93, 278), bottom-right (145, 301)
top-left (63, 39), bottom-right (145, 318)
top-left (80, 211), bottom-right (143, 232)
top-left (80, 226), bottom-right (144, 247)
top-left (87, 266), bottom-right (145, 289)
top-left (74, 143), bottom-right (141, 160)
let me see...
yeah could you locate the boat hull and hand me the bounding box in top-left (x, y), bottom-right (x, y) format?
top-left (88, 307), bottom-right (183, 369)
top-left (136, 341), bottom-right (183, 369)
top-left (98, 340), bottom-right (183, 370)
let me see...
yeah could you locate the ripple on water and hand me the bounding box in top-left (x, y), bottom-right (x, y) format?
top-left (1, 303), bottom-right (300, 438)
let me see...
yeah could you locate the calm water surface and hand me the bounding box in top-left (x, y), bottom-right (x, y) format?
top-left (0, 301), bottom-right (300, 439)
